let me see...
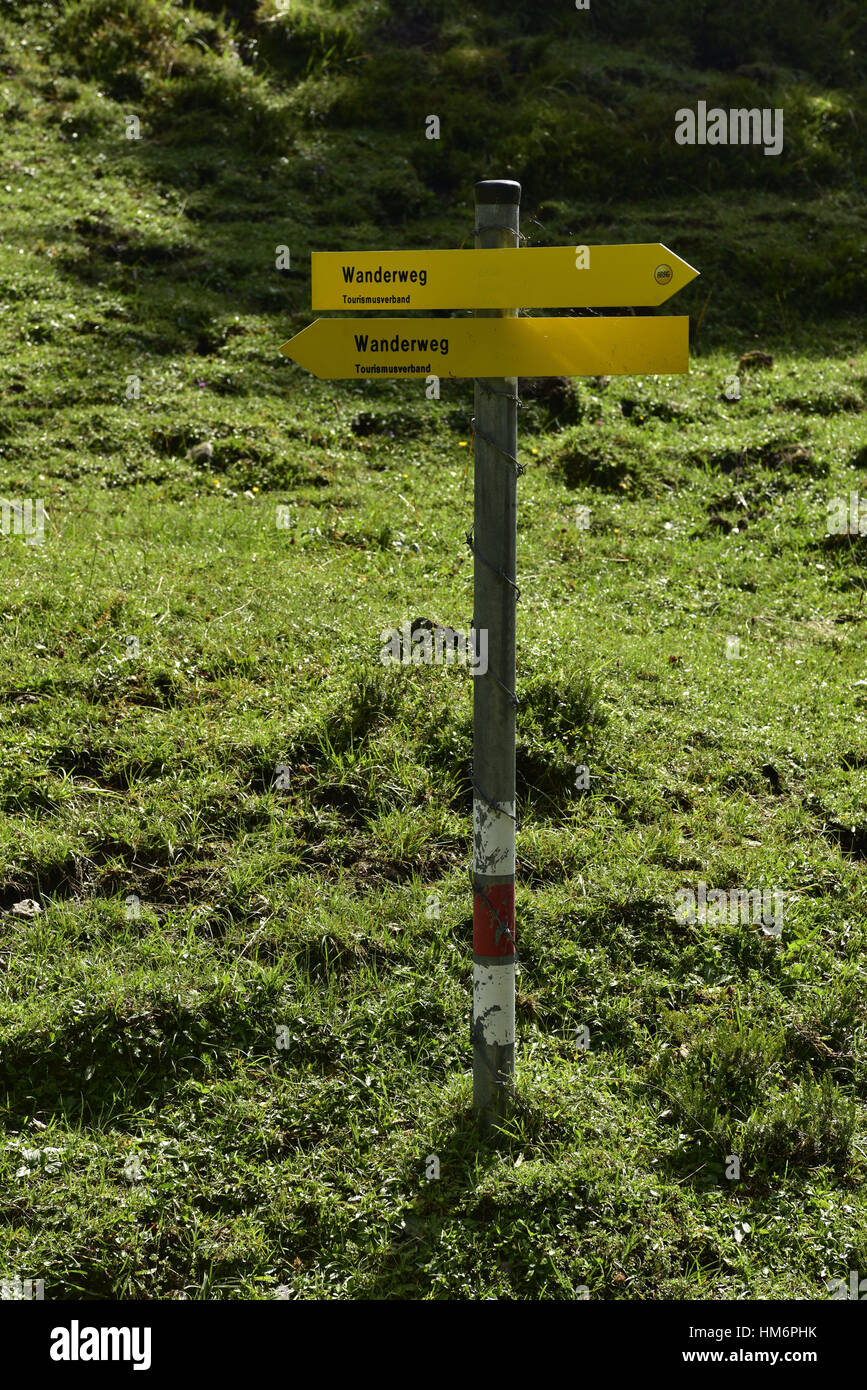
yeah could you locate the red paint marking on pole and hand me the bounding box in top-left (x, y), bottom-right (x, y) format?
top-left (473, 884), bottom-right (516, 958)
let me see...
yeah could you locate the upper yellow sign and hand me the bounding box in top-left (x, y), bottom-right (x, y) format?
top-left (311, 244), bottom-right (699, 311)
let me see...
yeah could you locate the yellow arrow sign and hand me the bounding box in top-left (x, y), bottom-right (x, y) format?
top-left (280, 316), bottom-right (689, 379)
top-left (311, 245), bottom-right (698, 311)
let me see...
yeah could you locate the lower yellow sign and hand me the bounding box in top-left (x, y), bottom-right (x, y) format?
top-left (280, 316), bottom-right (690, 379)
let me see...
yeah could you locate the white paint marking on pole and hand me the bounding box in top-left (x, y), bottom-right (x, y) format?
top-left (473, 962), bottom-right (516, 1048)
top-left (473, 798), bottom-right (516, 876)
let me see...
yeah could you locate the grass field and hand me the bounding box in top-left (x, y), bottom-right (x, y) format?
top-left (0, 0), bottom-right (865, 1300)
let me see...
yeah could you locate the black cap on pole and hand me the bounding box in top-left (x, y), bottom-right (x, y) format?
top-left (474, 179), bottom-right (521, 205)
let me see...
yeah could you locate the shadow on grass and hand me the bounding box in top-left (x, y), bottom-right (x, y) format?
top-left (1, 997), bottom-right (279, 1127)
top-left (349, 1089), bottom-right (586, 1299)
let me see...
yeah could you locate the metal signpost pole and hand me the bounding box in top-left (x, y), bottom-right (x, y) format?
top-left (470, 179), bottom-right (521, 1130)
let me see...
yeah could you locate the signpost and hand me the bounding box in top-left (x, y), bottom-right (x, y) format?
top-left (280, 181), bottom-right (699, 1132)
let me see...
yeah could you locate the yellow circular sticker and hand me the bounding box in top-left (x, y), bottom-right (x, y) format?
top-left (654, 263), bottom-right (673, 285)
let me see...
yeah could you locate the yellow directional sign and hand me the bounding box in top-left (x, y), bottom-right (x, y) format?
top-left (280, 316), bottom-right (690, 380)
top-left (311, 245), bottom-right (698, 311)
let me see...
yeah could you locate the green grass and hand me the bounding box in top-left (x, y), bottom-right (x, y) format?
top-left (0, 0), bottom-right (865, 1300)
